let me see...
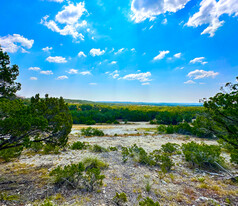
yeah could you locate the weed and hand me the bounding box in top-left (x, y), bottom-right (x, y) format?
top-left (113, 192), bottom-right (128, 205)
top-left (91, 144), bottom-right (108, 153)
top-left (139, 197), bottom-right (160, 206)
top-left (71, 141), bottom-right (88, 150)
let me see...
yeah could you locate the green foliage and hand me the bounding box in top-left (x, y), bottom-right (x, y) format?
top-left (230, 149), bottom-right (238, 164)
top-left (30, 141), bottom-right (44, 152)
top-left (0, 94), bottom-right (72, 152)
top-left (0, 192), bottom-right (20, 201)
top-left (139, 197), bottom-right (160, 206)
top-left (113, 192), bottom-right (128, 205)
top-left (113, 120), bottom-right (120, 124)
top-left (91, 144), bottom-right (108, 153)
top-left (199, 77), bottom-right (238, 150)
top-left (157, 125), bottom-right (166, 134)
top-left (82, 157), bottom-right (109, 170)
top-left (121, 144), bottom-right (174, 172)
top-left (43, 144), bottom-right (60, 155)
top-left (49, 162), bottom-right (85, 188)
top-left (145, 180), bottom-right (152, 192)
top-left (40, 200), bottom-right (55, 206)
top-left (85, 120), bottom-right (96, 125)
top-left (182, 141), bottom-right (224, 169)
top-left (0, 146), bottom-right (23, 162)
top-left (161, 143), bottom-right (179, 154)
top-left (83, 168), bottom-right (105, 192)
top-left (165, 125), bottom-right (174, 134)
top-left (81, 127), bottom-right (104, 137)
top-left (109, 146), bottom-right (118, 151)
top-left (71, 141), bottom-right (88, 150)
top-left (0, 47), bottom-right (21, 99)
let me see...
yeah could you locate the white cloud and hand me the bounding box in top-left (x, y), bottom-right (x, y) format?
top-left (57, 75), bottom-right (68, 80)
top-left (46, 56), bottom-right (67, 63)
top-left (186, 0), bottom-right (238, 37)
top-left (42, 46), bottom-right (52, 52)
top-left (29, 67), bottom-right (41, 71)
top-left (80, 71), bottom-right (91, 75)
top-left (90, 48), bottom-right (105, 57)
top-left (187, 69), bottom-right (219, 79)
top-left (131, 0), bottom-right (190, 23)
top-left (189, 57), bottom-right (207, 64)
top-left (0, 34), bottom-right (34, 53)
top-left (40, 70), bottom-right (53, 75)
top-left (107, 70), bottom-right (119, 79)
top-left (67, 69), bottom-right (78, 74)
top-left (122, 72), bottom-right (151, 82)
top-left (115, 48), bottom-right (125, 55)
top-left (153, 50), bottom-right (170, 61)
top-left (89, 83), bottom-right (97, 85)
top-left (110, 61), bottom-right (117, 65)
top-left (30, 77), bottom-right (38, 80)
top-left (131, 48), bottom-right (136, 52)
top-left (47, 0), bottom-right (64, 2)
top-left (184, 80), bottom-right (196, 84)
top-left (78, 51), bottom-right (86, 57)
top-left (55, 2), bottom-right (87, 25)
top-left (162, 18), bottom-right (168, 24)
top-left (142, 82), bottom-right (150, 85)
top-left (174, 52), bottom-right (181, 58)
top-left (175, 66), bottom-right (184, 70)
top-left (41, 2), bottom-right (87, 39)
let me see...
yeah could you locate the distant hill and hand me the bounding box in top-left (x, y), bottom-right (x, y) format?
top-left (64, 99), bottom-right (202, 107)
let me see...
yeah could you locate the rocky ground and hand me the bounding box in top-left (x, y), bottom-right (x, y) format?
top-left (0, 122), bottom-right (237, 206)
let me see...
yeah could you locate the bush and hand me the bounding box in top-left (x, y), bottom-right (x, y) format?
top-left (71, 141), bottom-right (88, 150)
top-left (30, 141), bottom-right (44, 152)
top-left (91, 144), bottom-right (108, 153)
top-left (109, 146), bottom-right (118, 151)
top-left (49, 162), bottom-right (85, 188)
top-left (83, 168), bottom-right (105, 191)
top-left (113, 192), bottom-right (128, 205)
top-left (43, 144), bottom-right (60, 155)
top-left (139, 197), bottom-right (160, 206)
top-left (0, 146), bottom-right (23, 162)
top-left (161, 143), bottom-right (179, 154)
top-left (113, 120), bottom-right (120, 124)
top-left (81, 127), bottom-right (104, 137)
top-left (50, 160), bottom-right (107, 191)
top-left (166, 125), bottom-right (174, 134)
top-left (157, 125), bottom-right (166, 134)
top-left (82, 157), bottom-right (108, 170)
top-left (182, 141), bottom-right (224, 169)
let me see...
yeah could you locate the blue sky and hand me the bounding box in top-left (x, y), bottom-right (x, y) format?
top-left (0, 0), bottom-right (237, 103)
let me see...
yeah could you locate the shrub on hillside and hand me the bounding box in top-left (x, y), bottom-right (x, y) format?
top-left (91, 144), bottom-right (108, 153)
top-left (71, 141), bottom-right (88, 150)
top-left (139, 197), bottom-right (160, 206)
top-left (113, 192), bottom-right (128, 205)
top-left (161, 143), bottom-right (179, 154)
top-left (182, 141), bottom-right (224, 169)
top-left (81, 127), bottom-right (104, 137)
top-left (0, 146), bottom-right (23, 162)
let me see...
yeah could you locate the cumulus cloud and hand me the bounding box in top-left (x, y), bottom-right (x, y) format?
top-left (30, 77), bottom-right (38, 80)
top-left (46, 56), bottom-right (67, 63)
top-left (153, 50), bottom-right (169, 61)
top-left (0, 34), bottom-right (34, 53)
top-left (78, 51), bottom-right (86, 57)
top-left (40, 70), bottom-right (53, 75)
top-left (122, 72), bottom-right (151, 82)
top-left (67, 69), bottom-right (78, 74)
top-left (186, 0), bottom-right (238, 37)
top-left (29, 67), bottom-right (41, 71)
top-left (110, 61), bottom-right (117, 65)
top-left (90, 48), bottom-right (105, 57)
top-left (174, 52), bottom-right (181, 58)
top-left (190, 57), bottom-right (207, 65)
top-left (41, 2), bottom-right (87, 39)
top-left (184, 80), bottom-right (196, 84)
top-left (187, 69), bottom-right (219, 79)
top-left (57, 75), bottom-right (68, 80)
top-left (80, 71), bottom-right (91, 75)
top-left (115, 48), bottom-right (125, 55)
top-left (42, 46), bottom-right (52, 52)
top-left (131, 0), bottom-right (190, 23)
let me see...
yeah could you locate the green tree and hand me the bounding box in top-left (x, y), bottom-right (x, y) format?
top-left (0, 47), bottom-right (21, 99)
top-left (200, 77), bottom-right (238, 149)
top-left (0, 94), bottom-right (72, 151)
